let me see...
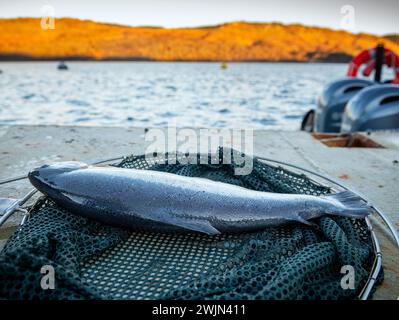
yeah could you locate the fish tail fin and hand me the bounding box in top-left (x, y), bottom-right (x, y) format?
top-left (324, 190), bottom-right (374, 218)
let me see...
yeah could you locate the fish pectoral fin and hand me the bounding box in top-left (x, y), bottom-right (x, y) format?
top-left (61, 192), bottom-right (88, 205)
top-left (154, 212), bottom-right (221, 235)
top-left (171, 218), bottom-right (221, 236)
top-left (297, 216), bottom-right (316, 227)
top-left (296, 212), bottom-right (317, 228)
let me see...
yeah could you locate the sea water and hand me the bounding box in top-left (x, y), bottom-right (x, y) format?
top-left (0, 61), bottom-right (349, 129)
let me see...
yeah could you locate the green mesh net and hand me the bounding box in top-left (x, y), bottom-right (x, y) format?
top-left (0, 150), bottom-right (380, 300)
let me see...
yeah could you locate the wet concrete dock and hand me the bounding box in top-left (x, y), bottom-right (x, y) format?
top-left (0, 125), bottom-right (398, 299)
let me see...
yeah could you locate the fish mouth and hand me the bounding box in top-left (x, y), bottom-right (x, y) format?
top-left (28, 161), bottom-right (89, 189)
top-left (30, 161), bottom-right (88, 174)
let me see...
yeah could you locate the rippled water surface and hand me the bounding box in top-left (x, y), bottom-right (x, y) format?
top-left (0, 62), bottom-right (347, 129)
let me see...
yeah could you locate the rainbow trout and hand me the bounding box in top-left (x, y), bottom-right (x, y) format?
top-left (28, 162), bottom-right (373, 235)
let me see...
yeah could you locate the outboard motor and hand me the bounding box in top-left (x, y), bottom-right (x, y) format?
top-left (341, 85), bottom-right (399, 132)
top-left (313, 78), bottom-right (374, 132)
top-left (301, 44), bottom-right (399, 133)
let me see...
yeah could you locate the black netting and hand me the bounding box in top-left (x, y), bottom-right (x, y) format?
top-left (0, 149), bottom-right (380, 300)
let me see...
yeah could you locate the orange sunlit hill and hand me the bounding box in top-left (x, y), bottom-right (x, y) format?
top-left (0, 18), bottom-right (398, 61)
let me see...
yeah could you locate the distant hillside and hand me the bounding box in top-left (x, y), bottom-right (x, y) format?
top-left (0, 18), bottom-right (398, 62)
top-left (384, 34), bottom-right (399, 45)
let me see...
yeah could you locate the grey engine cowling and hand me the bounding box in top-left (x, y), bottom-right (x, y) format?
top-left (314, 78), bottom-right (374, 132)
top-left (341, 84), bottom-right (399, 132)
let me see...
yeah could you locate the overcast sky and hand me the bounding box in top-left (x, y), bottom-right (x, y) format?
top-left (0, 0), bottom-right (397, 35)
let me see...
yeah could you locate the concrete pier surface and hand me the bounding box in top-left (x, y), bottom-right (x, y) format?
top-left (0, 125), bottom-right (398, 300)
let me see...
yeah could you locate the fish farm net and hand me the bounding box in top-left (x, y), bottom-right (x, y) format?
top-left (0, 149), bottom-right (380, 300)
